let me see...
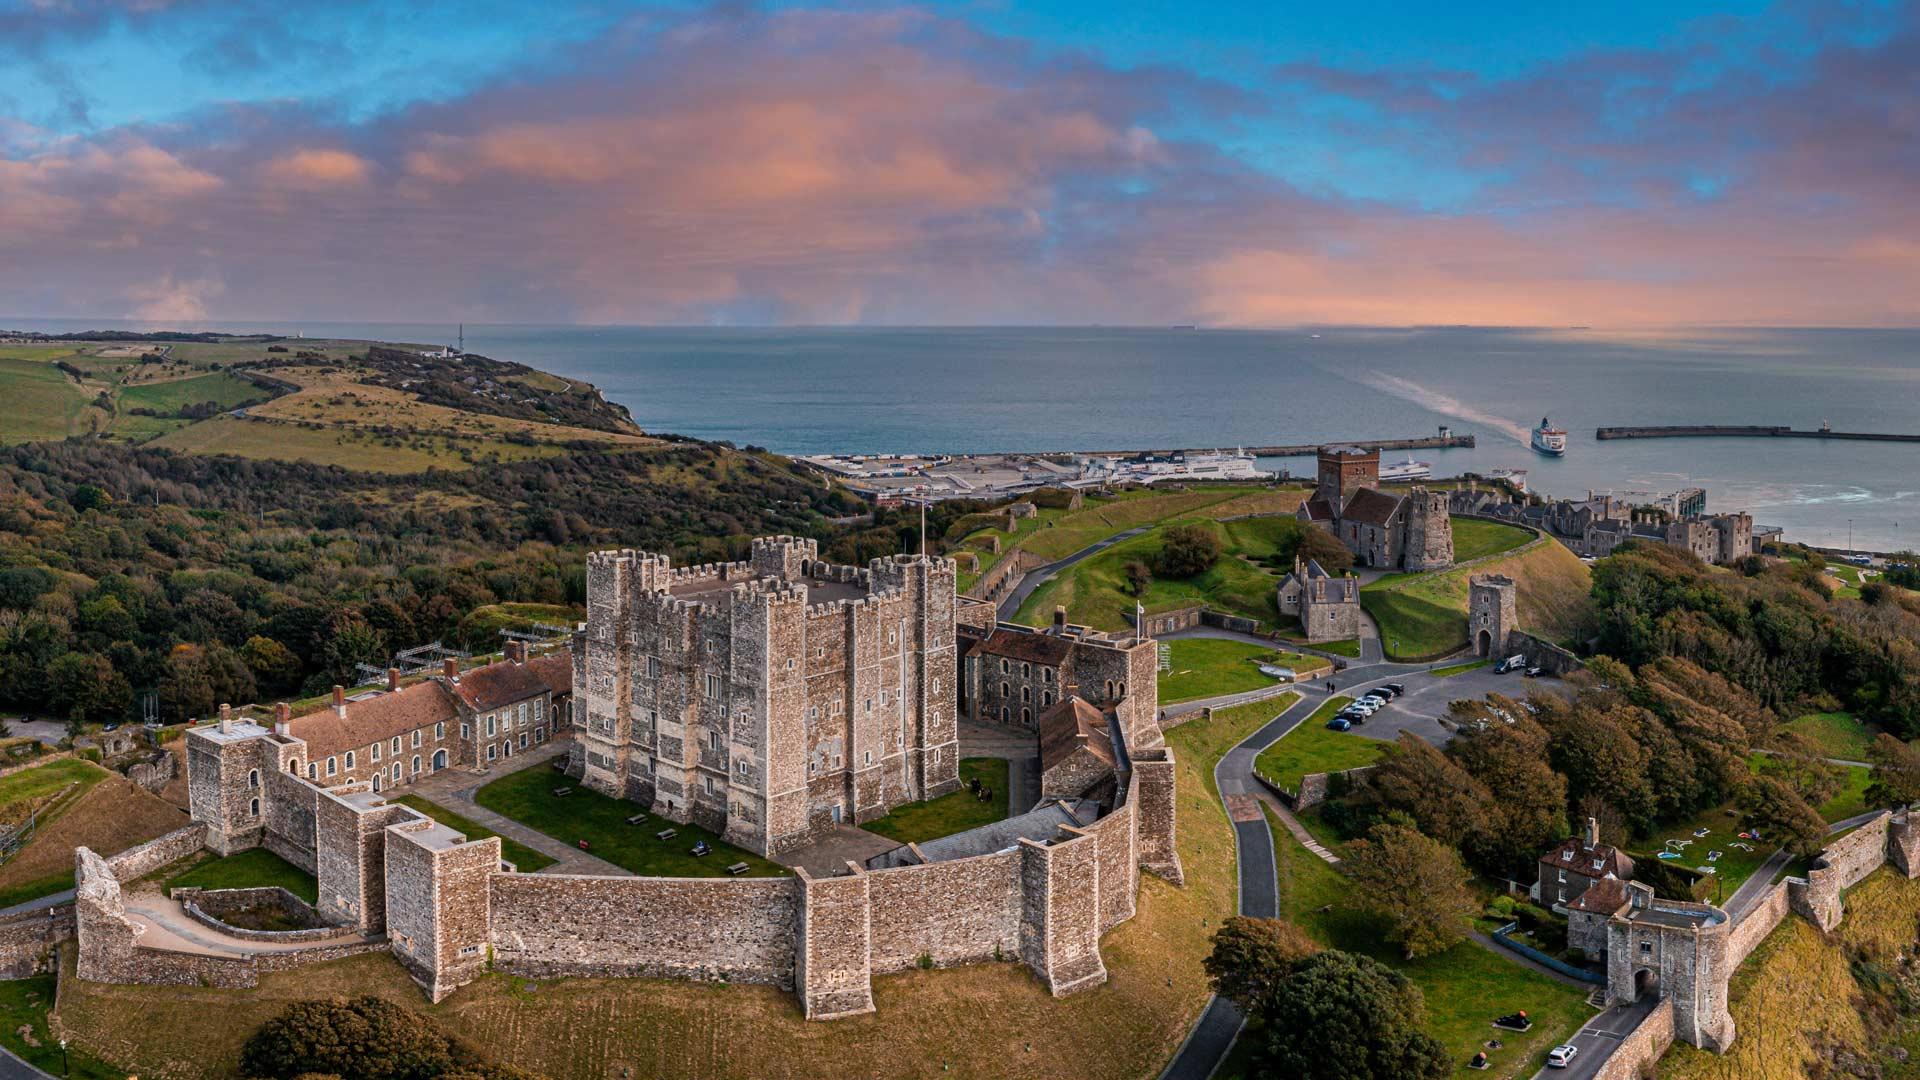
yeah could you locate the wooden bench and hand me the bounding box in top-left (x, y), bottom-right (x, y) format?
top-left (551, 787), bottom-right (573, 797)
top-left (625, 813), bottom-right (648, 825)
top-left (656, 828), bottom-right (677, 841)
top-left (690, 841), bottom-right (712, 857)
top-left (726, 862), bottom-right (750, 876)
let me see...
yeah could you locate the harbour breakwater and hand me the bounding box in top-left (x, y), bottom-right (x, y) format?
top-left (978, 431), bottom-right (1477, 458)
top-left (1596, 425), bottom-right (1920, 444)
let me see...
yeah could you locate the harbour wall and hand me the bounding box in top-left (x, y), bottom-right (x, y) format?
top-left (1596, 425), bottom-right (1920, 443)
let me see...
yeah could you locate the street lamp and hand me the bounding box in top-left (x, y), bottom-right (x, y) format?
top-left (59, 1037), bottom-right (67, 1076)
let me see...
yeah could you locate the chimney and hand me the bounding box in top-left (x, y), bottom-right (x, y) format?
top-left (387, 667), bottom-right (402, 692)
top-left (333, 685), bottom-right (347, 719)
top-left (1584, 816), bottom-right (1601, 850)
top-left (217, 710), bottom-right (233, 735)
top-left (1053, 606), bottom-right (1067, 635)
top-left (443, 657), bottom-right (459, 681)
top-left (219, 703), bottom-right (232, 724)
top-left (508, 641), bottom-right (526, 665)
top-left (274, 702), bottom-right (291, 736)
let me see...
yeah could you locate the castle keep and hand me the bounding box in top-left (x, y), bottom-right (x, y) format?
top-left (1298, 446), bottom-right (1454, 571)
top-left (571, 537), bottom-right (960, 856)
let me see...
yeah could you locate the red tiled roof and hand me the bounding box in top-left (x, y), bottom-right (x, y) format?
top-left (1567, 876), bottom-right (1630, 914)
top-left (1300, 498), bottom-right (1336, 522)
top-left (526, 651), bottom-right (571, 697)
top-left (1540, 837), bottom-right (1635, 880)
top-left (448, 656), bottom-right (558, 713)
top-left (967, 627), bottom-right (1074, 667)
top-left (1038, 695), bottom-right (1116, 773)
top-left (288, 680), bottom-right (459, 762)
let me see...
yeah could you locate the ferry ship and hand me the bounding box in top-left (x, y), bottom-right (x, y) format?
top-left (1530, 417), bottom-right (1567, 457)
top-left (1082, 449), bottom-right (1264, 485)
top-left (1379, 458), bottom-right (1432, 482)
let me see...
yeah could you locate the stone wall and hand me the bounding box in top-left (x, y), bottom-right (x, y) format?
top-left (488, 873), bottom-right (801, 986)
top-left (0, 907), bottom-right (72, 978)
top-left (1506, 631), bottom-right (1583, 676)
top-left (795, 869), bottom-right (874, 1019)
top-left (174, 887), bottom-right (338, 942)
top-left (1593, 998), bottom-right (1675, 1080)
top-left (124, 748), bottom-right (177, 793)
top-left (1131, 751), bottom-right (1183, 885)
top-left (1792, 811), bottom-right (1893, 931)
top-left (1288, 765), bottom-right (1377, 811)
top-left (867, 851), bottom-right (1021, 974)
top-left (1017, 829), bottom-right (1107, 996)
top-left (1083, 796), bottom-right (1138, 932)
top-left (104, 823), bottom-right (207, 883)
top-left (1726, 880), bottom-right (1791, 969)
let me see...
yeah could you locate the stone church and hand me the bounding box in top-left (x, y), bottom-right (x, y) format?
top-left (1297, 445), bottom-right (1454, 571)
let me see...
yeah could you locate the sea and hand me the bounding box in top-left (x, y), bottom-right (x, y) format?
top-left (11, 319), bottom-right (1920, 553)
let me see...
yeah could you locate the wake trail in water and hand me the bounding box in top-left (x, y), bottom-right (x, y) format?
top-left (1356, 371), bottom-right (1533, 446)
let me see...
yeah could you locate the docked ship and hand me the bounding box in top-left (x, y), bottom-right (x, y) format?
top-left (1079, 448), bottom-right (1265, 485)
top-left (1530, 418), bottom-right (1567, 457)
top-left (1379, 458), bottom-right (1432, 482)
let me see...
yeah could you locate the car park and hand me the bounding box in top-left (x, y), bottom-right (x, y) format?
top-left (1494, 654), bottom-right (1527, 673)
top-left (1546, 1044), bottom-right (1579, 1069)
top-left (1346, 699), bottom-right (1380, 716)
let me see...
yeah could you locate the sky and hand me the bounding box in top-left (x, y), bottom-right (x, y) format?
top-left (0, 0), bottom-right (1916, 327)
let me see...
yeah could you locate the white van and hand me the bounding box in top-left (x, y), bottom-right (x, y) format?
top-left (1494, 654), bottom-right (1528, 674)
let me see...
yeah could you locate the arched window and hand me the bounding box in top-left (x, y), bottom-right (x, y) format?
top-left (249, 797), bottom-right (260, 816)
top-left (287, 759), bottom-right (297, 773)
top-left (411, 755), bottom-right (421, 775)
top-left (433, 749), bottom-right (447, 770)
top-left (372, 775), bottom-right (381, 792)
top-left (1118, 681), bottom-right (1126, 698)
top-left (1105, 679), bottom-right (1116, 698)
top-left (1021, 707), bottom-right (1031, 726)
top-left (999, 706), bottom-right (1009, 723)
top-left (247, 769), bottom-right (259, 789)
top-left (344, 751), bottom-right (355, 770)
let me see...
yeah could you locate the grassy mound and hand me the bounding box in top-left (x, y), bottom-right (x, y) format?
top-left (0, 763), bottom-right (186, 909)
top-left (1362, 536), bottom-right (1593, 661)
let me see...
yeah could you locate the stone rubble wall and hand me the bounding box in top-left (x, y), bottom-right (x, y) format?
top-left (1288, 765), bottom-right (1377, 811)
top-left (1725, 880), bottom-right (1791, 970)
top-left (104, 823), bottom-right (208, 883)
top-left (1792, 811), bottom-right (1894, 931)
top-left (1593, 998), bottom-right (1676, 1080)
top-left (866, 850), bottom-right (1022, 974)
top-left (123, 749), bottom-right (177, 793)
top-left (795, 868), bottom-right (874, 1019)
top-left (1017, 827), bottom-right (1107, 996)
top-left (0, 907), bottom-right (73, 978)
top-left (173, 886), bottom-right (339, 943)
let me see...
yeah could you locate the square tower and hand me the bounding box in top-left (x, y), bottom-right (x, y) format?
top-left (1315, 446), bottom-right (1380, 507)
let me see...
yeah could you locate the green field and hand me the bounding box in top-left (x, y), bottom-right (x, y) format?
top-left (0, 757), bottom-right (107, 809)
top-left (165, 848), bottom-right (320, 904)
top-left (1156, 638), bottom-right (1328, 705)
top-left (1632, 802), bottom-right (1778, 905)
top-left (1784, 711), bottom-right (1880, 761)
top-left (118, 371), bottom-right (264, 415)
top-left (1248, 805), bottom-right (1594, 1079)
top-left (1450, 518), bottom-right (1535, 562)
top-left (860, 757), bottom-right (1009, 844)
top-left (1431, 658), bottom-right (1493, 677)
top-left (1251, 697), bottom-right (1390, 794)
top-left (474, 760), bottom-right (786, 877)
top-left (1360, 534), bottom-right (1591, 661)
top-left (0, 356), bottom-right (89, 443)
top-left (151, 415), bottom-right (573, 472)
top-left (392, 795), bottom-right (557, 871)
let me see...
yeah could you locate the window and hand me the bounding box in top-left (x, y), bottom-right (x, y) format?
top-left (864, 699), bottom-right (872, 715)
top-left (879, 689), bottom-right (888, 706)
top-left (736, 761), bottom-right (747, 775)
top-left (435, 721), bottom-right (445, 739)
top-left (1640, 941), bottom-right (1652, 958)
top-left (519, 733), bottom-right (527, 749)
top-left (1556, 888), bottom-right (1566, 903)
top-left (1558, 869), bottom-right (1567, 883)
top-left (412, 755), bottom-right (421, 775)
top-left (709, 731), bottom-right (720, 750)
top-left (1043, 669), bottom-right (1053, 683)
top-left (647, 656), bottom-right (662, 678)
top-left (411, 730), bottom-right (421, 748)
top-left (786, 658), bottom-right (795, 671)
top-left (705, 673), bottom-right (722, 699)
top-left (1043, 691), bottom-right (1053, 707)
top-left (250, 797), bottom-right (260, 816)
top-left (433, 749), bottom-right (447, 770)
top-left (460, 944), bottom-right (482, 957)
top-left (392, 736), bottom-right (401, 754)
top-left (344, 751), bottom-right (356, 769)
top-left (1022, 663), bottom-right (1031, 677)
top-left (705, 776), bottom-right (717, 794)
top-left (392, 762), bottom-right (401, 781)
top-left (864, 750), bottom-right (872, 765)
top-left (887, 629), bottom-right (896, 645)
top-left (808, 706), bottom-right (819, 720)
top-left (931, 678), bottom-right (941, 694)
top-left (1000, 659), bottom-right (1008, 673)
top-left (287, 760), bottom-right (298, 774)
top-left (486, 714), bottom-right (496, 736)
top-left (1022, 687), bottom-right (1031, 703)
top-left (326, 757), bottom-right (337, 777)
top-left (460, 722), bottom-right (470, 739)
top-left (530, 703), bottom-right (541, 724)
top-left (487, 745), bottom-right (497, 761)
top-left (372, 744), bottom-right (382, 763)
top-left (518, 703), bottom-right (528, 726)
top-left (1021, 707), bottom-right (1031, 725)
top-left (308, 763), bottom-right (318, 780)
top-left (816, 646), bottom-right (825, 658)
top-left (1000, 681), bottom-right (1009, 698)
top-left (247, 769), bottom-right (259, 788)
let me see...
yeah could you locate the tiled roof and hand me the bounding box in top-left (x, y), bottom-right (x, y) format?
top-left (966, 627), bottom-right (1074, 667)
top-left (1300, 498), bottom-right (1336, 522)
top-left (288, 680), bottom-right (459, 762)
top-left (1340, 487), bottom-right (1403, 528)
top-left (1567, 875), bottom-right (1630, 914)
top-left (448, 656), bottom-right (557, 714)
top-left (1540, 837), bottom-right (1635, 880)
top-left (526, 652), bottom-right (572, 696)
top-left (1038, 695), bottom-right (1116, 772)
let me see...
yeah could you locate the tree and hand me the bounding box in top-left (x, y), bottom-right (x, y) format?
top-left (1295, 526), bottom-right (1353, 574)
top-left (242, 635), bottom-right (304, 693)
top-left (1368, 735), bottom-right (1489, 846)
top-left (1256, 951), bottom-right (1451, 1080)
top-left (1763, 731), bottom-right (1843, 807)
top-left (46, 652), bottom-right (132, 725)
top-left (1738, 775), bottom-right (1829, 856)
top-left (1203, 916), bottom-right (1319, 1013)
top-left (1445, 713), bottom-right (1566, 875)
top-left (1342, 823), bottom-right (1475, 960)
top-left (1124, 560), bottom-right (1152, 597)
top-left (1156, 523), bottom-right (1221, 579)
top-left (1865, 732), bottom-right (1920, 810)
top-left (239, 997), bottom-right (510, 1080)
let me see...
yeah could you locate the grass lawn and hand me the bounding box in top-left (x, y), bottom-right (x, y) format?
top-left (1359, 585), bottom-right (1471, 661)
top-left (1298, 636), bottom-right (1361, 658)
top-left (166, 848), bottom-right (319, 904)
top-left (53, 677), bottom-right (1265, 1080)
top-left (0, 757), bottom-right (107, 809)
top-left (1631, 803), bottom-right (1777, 905)
top-left (1785, 711), bottom-right (1881, 761)
top-left (474, 760), bottom-right (787, 877)
top-left (1251, 697), bottom-right (1390, 795)
top-left (1432, 658), bottom-right (1493, 677)
top-left (1450, 518), bottom-right (1535, 562)
top-left (1258, 805), bottom-right (1593, 1079)
top-left (861, 758), bottom-right (1009, 844)
top-left (0, 975), bottom-right (122, 1079)
top-left (1747, 752), bottom-right (1875, 824)
top-left (392, 795), bottom-right (557, 871)
top-left (1361, 538), bottom-right (1592, 662)
top-left (1156, 638), bottom-right (1328, 705)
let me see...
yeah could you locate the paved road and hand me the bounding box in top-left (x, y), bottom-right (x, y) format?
top-left (1526, 996), bottom-right (1659, 1080)
top-left (995, 526), bottom-right (1154, 622)
top-left (0, 1047), bottom-right (54, 1080)
top-left (0, 891), bottom-right (73, 920)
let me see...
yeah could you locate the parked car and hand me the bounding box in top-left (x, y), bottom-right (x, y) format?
top-left (1326, 717), bottom-right (1353, 731)
top-left (1524, 665), bottom-right (1544, 678)
top-left (1546, 1044), bottom-right (1579, 1069)
top-left (1377, 683), bottom-right (1405, 697)
top-left (1337, 709), bottom-right (1367, 725)
top-left (1494, 654), bottom-right (1528, 674)
top-left (1346, 699), bottom-right (1380, 716)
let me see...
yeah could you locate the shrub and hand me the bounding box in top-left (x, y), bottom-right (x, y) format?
top-left (1156, 523), bottom-right (1222, 579)
top-left (239, 996), bottom-right (546, 1080)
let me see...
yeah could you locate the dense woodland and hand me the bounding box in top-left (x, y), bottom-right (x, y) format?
top-left (0, 439), bottom-right (879, 724)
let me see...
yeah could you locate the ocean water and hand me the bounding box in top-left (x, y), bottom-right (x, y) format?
top-left (11, 319), bottom-right (1920, 551)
